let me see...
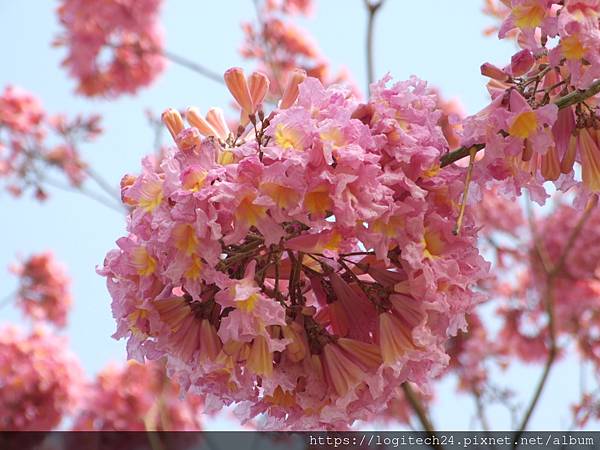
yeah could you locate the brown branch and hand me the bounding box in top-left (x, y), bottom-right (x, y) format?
top-left (402, 383), bottom-right (443, 450)
top-left (161, 49), bottom-right (224, 84)
top-left (554, 80), bottom-right (600, 109)
top-left (512, 277), bottom-right (557, 448)
top-left (473, 389), bottom-right (491, 432)
top-left (287, 250), bottom-right (303, 304)
top-left (364, 0), bottom-right (385, 93)
top-left (84, 166), bottom-right (122, 202)
top-left (440, 79), bottom-right (600, 167)
top-left (43, 176), bottom-right (125, 213)
top-left (514, 195), bottom-right (597, 446)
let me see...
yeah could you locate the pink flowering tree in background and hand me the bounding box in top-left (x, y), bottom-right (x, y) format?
top-left (3, 0), bottom-right (600, 437)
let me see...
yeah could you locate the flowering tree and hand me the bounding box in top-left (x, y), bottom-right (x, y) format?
top-left (2, 0), bottom-right (600, 435)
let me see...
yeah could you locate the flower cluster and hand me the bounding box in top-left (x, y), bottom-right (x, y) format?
top-left (460, 0), bottom-right (600, 205)
top-left (0, 326), bottom-right (83, 431)
top-left (0, 85), bottom-right (101, 199)
top-left (56, 0), bottom-right (166, 97)
top-left (100, 68), bottom-right (489, 429)
top-left (11, 254), bottom-right (71, 326)
top-left (72, 360), bottom-right (203, 431)
top-left (10, 252), bottom-right (73, 328)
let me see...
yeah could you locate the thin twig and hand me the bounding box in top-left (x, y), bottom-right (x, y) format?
top-left (525, 194), bottom-right (553, 274)
top-left (512, 277), bottom-right (557, 448)
top-left (43, 177), bottom-right (125, 213)
top-left (473, 389), bottom-right (492, 432)
top-left (513, 195), bottom-right (597, 446)
top-left (549, 195), bottom-right (598, 277)
top-left (84, 166), bottom-right (121, 202)
top-left (364, 0), bottom-right (385, 93)
top-left (402, 383), bottom-right (443, 450)
top-left (105, 41), bottom-right (224, 84)
top-left (161, 49), bottom-right (224, 84)
top-left (0, 290), bottom-right (17, 310)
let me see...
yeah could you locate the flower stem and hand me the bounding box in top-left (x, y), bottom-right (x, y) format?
top-left (453, 146), bottom-right (477, 235)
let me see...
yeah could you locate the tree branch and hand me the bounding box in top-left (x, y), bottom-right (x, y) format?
top-left (364, 0), bottom-right (385, 93)
top-left (84, 166), bottom-right (122, 202)
top-left (513, 195), bottom-right (597, 446)
top-left (0, 291), bottom-right (17, 310)
top-left (512, 277), bottom-right (557, 448)
top-left (43, 177), bottom-right (125, 213)
top-left (440, 79), bottom-right (600, 167)
top-left (105, 41), bottom-right (224, 85)
top-left (473, 389), bottom-right (491, 432)
top-left (402, 383), bottom-right (443, 450)
top-left (162, 49), bottom-right (224, 84)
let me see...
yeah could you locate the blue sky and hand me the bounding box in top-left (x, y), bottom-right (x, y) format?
top-left (0, 0), bottom-right (591, 430)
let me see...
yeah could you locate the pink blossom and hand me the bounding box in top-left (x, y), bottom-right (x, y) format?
top-left (0, 85), bottom-right (100, 199)
top-left (496, 202), bottom-right (600, 364)
top-left (56, 0), bottom-right (166, 97)
top-left (11, 252), bottom-right (72, 328)
top-left (72, 359), bottom-right (203, 431)
top-left (460, 0), bottom-right (600, 204)
top-left (0, 326), bottom-right (83, 430)
top-left (100, 70), bottom-right (489, 429)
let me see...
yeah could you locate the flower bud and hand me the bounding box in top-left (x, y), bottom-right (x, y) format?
top-left (248, 71), bottom-right (270, 111)
top-left (161, 108), bottom-right (185, 139)
top-left (206, 108), bottom-right (230, 141)
top-left (279, 68), bottom-right (306, 109)
top-left (561, 133), bottom-right (578, 174)
top-left (224, 67), bottom-right (254, 114)
top-left (480, 62), bottom-right (508, 82)
top-left (186, 107), bottom-right (219, 138)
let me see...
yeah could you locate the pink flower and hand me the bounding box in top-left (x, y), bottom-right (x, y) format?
top-left (100, 70), bottom-right (489, 429)
top-left (0, 326), bottom-right (83, 430)
top-left (0, 85), bottom-right (100, 199)
top-left (461, 0), bottom-right (600, 204)
top-left (56, 0), bottom-right (166, 97)
top-left (72, 359), bottom-right (203, 431)
top-left (495, 201), bottom-right (600, 365)
top-left (498, 0), bottom-right (556, 47)
top-left (11, 252), bottom-right (72, 328)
